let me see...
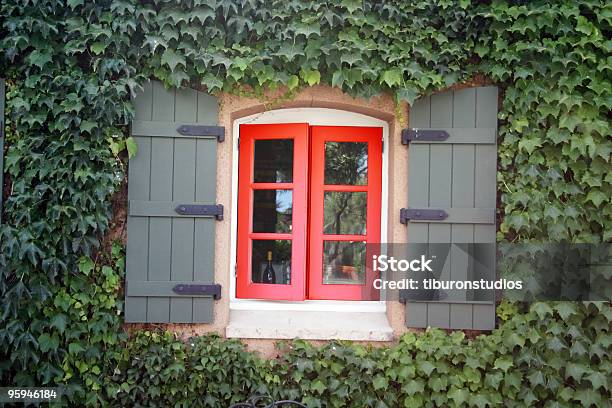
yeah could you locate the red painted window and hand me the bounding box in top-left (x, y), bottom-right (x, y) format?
top-left (236, 123), bottom-right (382, 301)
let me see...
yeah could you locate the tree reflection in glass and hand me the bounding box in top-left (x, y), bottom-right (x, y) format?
top-left (324, 141), bottom-right (367, 185)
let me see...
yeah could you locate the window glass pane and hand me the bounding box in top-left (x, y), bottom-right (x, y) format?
top-left (323, 241), bottom-right (366, 285)
top-left (324, 141), bottom-right (367, 185)
top-left (251, 240), bottom-right (292, 284)
top-left (323, 192), bottom-right (366, 235)
top-left (253, 190), bottom-right (292, 233)
top-left (254, 139), bottom-right (293, 183)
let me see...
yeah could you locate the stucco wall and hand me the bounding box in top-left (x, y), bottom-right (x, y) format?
top-left (157, 85), bottom-right (411, 356)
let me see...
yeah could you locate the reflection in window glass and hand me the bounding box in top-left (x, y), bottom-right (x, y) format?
top-left (253, 190), bottom-right (292, 233)
top-left (251, 240), bottom-right (292, 284)
top-left (322, 241), bottom-right (366, 285)
top-left (254, 139), bottom-right (293, 183)
top-left (323, 192), bottom-right (366, 235)
top-left (324, 142), bottom-right (367, 185)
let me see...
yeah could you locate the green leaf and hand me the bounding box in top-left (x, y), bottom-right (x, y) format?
top-left (50, 314), bottom-right (67, 334)
top-left (396, 87), bottom-right (419, 106)
top-left (67, 0), bottom-right (84, 9)
top-left (28, 49), bottom-right (52, 69)
top-left (531, 302), bottom-right (553, 319)
top-left (448, 387), bottom-right (469, 405)
top-left (585, 190), bottom-right (607, 207)
top-left (402, 380), bottom-right (424, 396)
top-left (574, 389), bottom-right (601, 407)
top-left (161, 49), bottom-right (186, 72)
top-left (90, 42), bottom-right (107, 55)
top-left (69, 342), bottom-right (86, 355)
top-left (417, 360), bottom-right (435, 376)
top-left (78, 257), bottom-right (94, 276)
top-left (38, 333), bottom-right (59, 353)
top-left (310, 379), bottom-right (326, 394)
top-left (493, 357), bottom-right (513, 372)
top-left (287, 75), bottom-right (299, 90)
top-left (301, 69), bottom-right (321, 86)
top-left (126, 137), bottom-right (138, 158)
top-left (381, 69), bottom-right (402, 87)
top-left (372, 375), bottom-right (388, 391)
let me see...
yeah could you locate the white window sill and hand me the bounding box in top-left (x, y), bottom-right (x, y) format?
top-left (226, 309), bottom-right (394, 341)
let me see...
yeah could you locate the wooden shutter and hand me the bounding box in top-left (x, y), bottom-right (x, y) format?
top-left (402, 86), bottom-right (498, 330)
top-left (125, 80), bottom-right (223, 323)
top-left (0, 79), bottom-right (4, 225)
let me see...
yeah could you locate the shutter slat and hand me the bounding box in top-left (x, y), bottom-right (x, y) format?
top-left (170, 88), bottom-right (199, 323)
top-left (125, 134), bottom-right (151, 322)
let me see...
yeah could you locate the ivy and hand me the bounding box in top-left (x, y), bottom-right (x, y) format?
top-left (0, 0), bottom-right (610, 406)
top-left (106, 302), bottom-right (611, 407)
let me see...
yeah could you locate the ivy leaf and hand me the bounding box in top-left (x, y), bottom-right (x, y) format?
top-left (80, 120), bottom-right (97, 134)
top-left (69, 342), bottom-right (86, 355)
top-left (90, 42), bottom-right (107, 55)
top-left (381, 69), bottom-right (402, 87)
top-left (300, 69), bottom-right (321, 86)
top-left (585, 371), bottom-right (608, 390)
top-left (448, 387), bottom-right (469, 405)
top-left (161, 49), bottom-right (186, 72)
top-left (574, 389), bottom-right (601, 407)
top-left (310, 379), bottom-right (326, 394)
top-left (396, 87), bottom-right (419, 106)
top-left (402, 380), bottom-right (424, 396)
top-left (67, 0), bottom-right (84, 10)
top-left (126, 137), bottom-right (138, 158)
top-left (493, 357), bottom-right (513, 372)
top-left (585, 190), bottom-right (607, 207)
top-left (38, 333), bottom-right (59, 353)
top-left (293, 22), bottom-right (321, 38)
top-left (78, 257), bottom-right (94, 276)
top-left (28, 49), bottom-right (52, 69)
top-left (50, 314), bottom-right (67, 334)
top-left (372, 375), bottom-right (388, 390)
top-left (531, 302), bottom-right (553, 319)
top-left (331, 71), bottom-right (345, 88)
top-left (287, 75), bottom-right (299, 90)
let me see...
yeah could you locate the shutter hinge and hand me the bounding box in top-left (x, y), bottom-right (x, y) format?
top-left (172, 283), bottom-right (221, 299)
top-left (175, 204), bottom-right (224, 220)
top-left (400, 208), bottom-right (449, 224)
top-left (177, 125), bottom-right (225, 142)
top-left (401, 129), bottom-right (449, 145)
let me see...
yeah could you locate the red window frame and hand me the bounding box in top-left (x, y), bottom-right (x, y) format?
top-left (235, 123), bottom-right (309, 300)
top-left (308, 126), bottom-right (382, 300)
top-left (236, 123), bottom-right (382, 301)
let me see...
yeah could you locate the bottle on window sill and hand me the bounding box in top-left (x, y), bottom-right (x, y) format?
top-left (262, 250), bottom-right (276, 284)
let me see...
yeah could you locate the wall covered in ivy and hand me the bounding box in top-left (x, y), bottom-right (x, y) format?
top-left (0, 0), bottom-right (610, 406)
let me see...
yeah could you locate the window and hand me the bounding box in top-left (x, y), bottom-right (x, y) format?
top-left (236, 123), bottom-right (382, 301)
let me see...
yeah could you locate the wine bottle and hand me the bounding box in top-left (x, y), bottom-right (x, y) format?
top-left (262, 251), bottom-right (276, 284)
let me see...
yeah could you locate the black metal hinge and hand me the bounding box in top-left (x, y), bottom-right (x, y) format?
top-left (401, 129), bottom-right (449, 145)
top-left (400, 208), bottom-right (449, 224)
top-left (177, 125), bottom-right (225, 142)
top-left (172, 283), bottom-right (221, 299)
top-left (175, 204), bottom-right (224, 220)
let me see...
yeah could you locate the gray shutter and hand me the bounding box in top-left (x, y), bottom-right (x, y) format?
top-left (403, 86), bottom-right (498, 330)
top-left (0, 79), bottom-right (4, 225)
top-left (125, 80), bottom-right (223, 323)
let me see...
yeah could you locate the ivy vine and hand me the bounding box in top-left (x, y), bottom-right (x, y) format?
top-left (0, 0), bottom-right (609, 406)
